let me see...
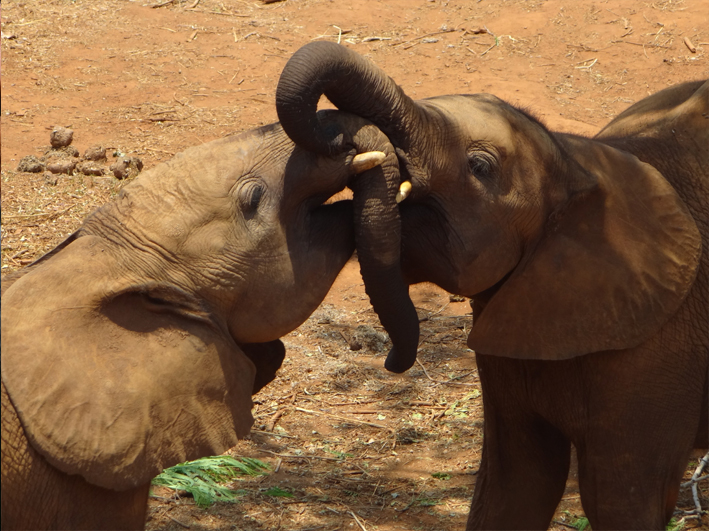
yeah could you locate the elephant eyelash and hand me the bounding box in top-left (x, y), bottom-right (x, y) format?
top-left (467, 153), bottom-right (496, 179)
top-left (237, 180), bottom-right (266, 217)
top-left (248, 185), bottom-right (264, 210)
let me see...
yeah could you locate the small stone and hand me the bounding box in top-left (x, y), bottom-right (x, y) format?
top-left (44, 172), bottom-right (58, 186)
top-left (83, 145), bottom-right (107, 162)
top-left (17, 155), bottom-right (45, 173)
top-left (50, 127), bottom-right (74, 148)
top-left (46, 158), bottom-right (78, 175)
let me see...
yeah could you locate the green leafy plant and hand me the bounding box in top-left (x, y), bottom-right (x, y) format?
top-left (561, 511), bottom-right (590, 531)
top-left (417, 497), bottom-right (441, 507)
top-left (264, 486), bottom-right (294, 498)
top-left (152, 456), bottom-right (269, 508)
top-left (574, 517), bottom-right (590, 531)
top-left (666, 517), bottom-right (686, 531)
top-left (431, 472), bottom-right (451, 480)
top-left (323, 447), bottom-right (353, 459)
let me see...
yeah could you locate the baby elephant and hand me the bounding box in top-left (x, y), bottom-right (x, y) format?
top-left (276, 41), bottom-right (708, 530)
top-left (1, 112), bottom-right (399, 530)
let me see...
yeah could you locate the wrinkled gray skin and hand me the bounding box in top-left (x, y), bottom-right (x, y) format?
top-left (276, 41), bottom-right (708, 530)
top-left (1, 112), bottom-right (399, 530)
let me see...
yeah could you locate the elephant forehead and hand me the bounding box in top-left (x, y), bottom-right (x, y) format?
top-left (423, 95), bottom-right (544, 154)
top-left (102, 168), bottom-right (245, 259)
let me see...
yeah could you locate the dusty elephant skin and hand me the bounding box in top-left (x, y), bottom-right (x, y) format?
top-left (0, 112), bottom-right (399, 530)
top-left (276, 41), bottom-right (708, 530)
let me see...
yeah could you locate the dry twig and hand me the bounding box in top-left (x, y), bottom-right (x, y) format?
top-left (166, 513), bottom-right (190, 529)
top-left (480, 43), bottom-right (497, 57)
top-left (150, 0), bottom-right (177, 8)
top-left (681, 451), bottom-right (709, 519)
top-left (349, 510), bottom-right (368, 531)
top-left (683, 36), bottom-right (697, 53)
top-left (294, 407), bottom-right (392, 430)
top-left (392, 28), bottom-right (457, 47)
top-left (2, 204), bottom-right (76, 221)
top-left (266, 409), bottom-right (284, 431)
top-left (258, 449), bottom-right (342, 461)
top-left (250, 429), bottom-right (297, 439)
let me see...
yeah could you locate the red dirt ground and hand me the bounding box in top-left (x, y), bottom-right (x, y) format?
top-left (2, 0), bottom-right (707, 529)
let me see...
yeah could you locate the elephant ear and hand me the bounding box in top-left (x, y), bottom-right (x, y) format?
top-left (1, 235), bottom-right (256, 491)
top-left (1, 232), bottom-right (79, 296)
top-left (468, 137), bottom-right (701, 360)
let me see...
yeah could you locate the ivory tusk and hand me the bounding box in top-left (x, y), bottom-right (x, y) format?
top-left (350, 151), bottom-right (387, 173)
top-left (396, 181), bottom-right (412, 203)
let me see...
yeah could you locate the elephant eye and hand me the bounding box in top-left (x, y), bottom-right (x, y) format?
top-left (239, 181), bottom-right (266, 215)
top-left (468, 152), bottom-right (496, 179)
top-left (248, 184), bottom-right (264, 210)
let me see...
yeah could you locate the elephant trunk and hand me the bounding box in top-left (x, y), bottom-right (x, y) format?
top-left (276, 41), bottom-right (423, 155)
top-left (349, 149), bottom-right (420, 373)
top-left (277, 42), bottom-right (422, 372)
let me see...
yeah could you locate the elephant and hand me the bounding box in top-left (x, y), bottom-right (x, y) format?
top-left (274, 41), bottom-right (708, 530)
top-left (1, 112), bottom-right (400, 530)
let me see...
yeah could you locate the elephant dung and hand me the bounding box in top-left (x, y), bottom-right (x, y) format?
top-left (110, 156), bottom-right (143, 180)
top-left (50, 127), bottom-right (74, 148)
top-left (352, 325), bottom-right (389, 352)
top-left (44, 172), bottom-right (59, 186)
top-left (83, 145), bottom-right (107, 163)
top-left (45, 145), bottom-right (80, 158)
top-left (77, 161), bottom-right (105, 176)
top-left (17, 155), bottom-right (45, 173)
top-left (46, 158), bottom-right (78, 175)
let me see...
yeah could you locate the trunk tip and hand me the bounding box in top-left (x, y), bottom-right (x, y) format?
top-left (383, 346), bottom-right (417, 373)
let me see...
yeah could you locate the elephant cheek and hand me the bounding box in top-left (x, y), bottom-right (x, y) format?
top-left (399, 205), bottom-right (456, 289)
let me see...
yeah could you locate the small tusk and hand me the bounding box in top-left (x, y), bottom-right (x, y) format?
top-left (350, 151), bottom-right (387, 173)
top-left (396, 181), bottom-right (412, 203)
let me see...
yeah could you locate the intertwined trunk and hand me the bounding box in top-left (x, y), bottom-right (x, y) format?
top-left (276, 41), bottom-right (425, 371)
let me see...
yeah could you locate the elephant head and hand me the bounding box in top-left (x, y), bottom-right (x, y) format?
top-left (1, 111), bottom-right (398, 504)
top-left (275, 41), bottom-right (702, 362)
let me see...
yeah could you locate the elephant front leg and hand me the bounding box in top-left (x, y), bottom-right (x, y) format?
top-left (466, 353), bottom-right (572, 530)
top-left (466, 409), bottom-right (571, 530)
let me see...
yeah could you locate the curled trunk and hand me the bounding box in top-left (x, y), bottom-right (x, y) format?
top-left (277, 42), bottom-right (423, 372)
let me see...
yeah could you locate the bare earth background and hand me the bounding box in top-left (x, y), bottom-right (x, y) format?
top-left (1, 0), bottom-right (707, 530)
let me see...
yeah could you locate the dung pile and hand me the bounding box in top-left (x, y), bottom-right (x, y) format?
top-left (16, 126), bottom-right (143, 183)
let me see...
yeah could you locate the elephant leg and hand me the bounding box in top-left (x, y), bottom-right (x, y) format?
top-left (575, 418), bottom-right (696, 530)
top-left (466, 389), bottom-right (571, 529)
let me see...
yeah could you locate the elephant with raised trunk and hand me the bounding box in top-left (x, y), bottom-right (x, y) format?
top-left (1, 112), bottom-right (398, 530)
top-left (276, 41), bottom-right (708, 530)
